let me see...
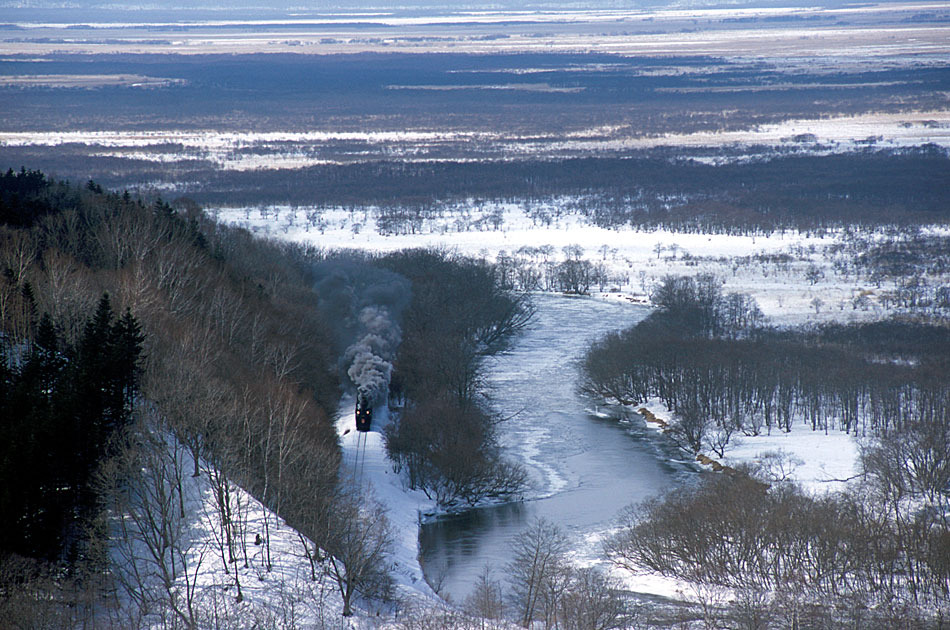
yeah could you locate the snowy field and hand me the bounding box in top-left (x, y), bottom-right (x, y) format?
top-left (633, 398), bottom-right (860, 495)
top-left (117, 437), bottom-right (352, 628)
top-left (3, 111), bottom-right (948, 168)
top-left (4, 1), bottom-right (948, 58)
top-left (215, 200), bottom-right (946, 325)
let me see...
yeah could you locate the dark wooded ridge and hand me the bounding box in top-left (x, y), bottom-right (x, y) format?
top-left (0, 169), bottom-right (341, 620)
top-left (0, 169), bottom-right (536, 623)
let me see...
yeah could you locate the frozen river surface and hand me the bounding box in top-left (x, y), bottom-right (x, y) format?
top-left (419, 293), bottom-right (686, 602)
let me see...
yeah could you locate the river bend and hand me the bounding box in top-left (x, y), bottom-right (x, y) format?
top-left (419, 293), bottom-right (684, 602)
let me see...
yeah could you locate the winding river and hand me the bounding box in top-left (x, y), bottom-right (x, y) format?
top-left (418, 293), bottom-right (687, 603)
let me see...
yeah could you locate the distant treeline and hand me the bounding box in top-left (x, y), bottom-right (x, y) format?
top-left (8, 145), bottom-right (948, 234)
top-left (829, 230), bottom-right (950, 314)
top-left (187, 148), bottom-right (950, 232)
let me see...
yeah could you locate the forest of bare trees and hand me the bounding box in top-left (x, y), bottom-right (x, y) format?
top-left (0, 169), bottom-right (355, 625)
top-left (581, 274), bottom-right (950, 626)
top-left (582, 275), bottom-right (950, 456)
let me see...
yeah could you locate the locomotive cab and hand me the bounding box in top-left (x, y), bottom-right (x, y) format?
top-left (355, 394), bottom-right (373, 432)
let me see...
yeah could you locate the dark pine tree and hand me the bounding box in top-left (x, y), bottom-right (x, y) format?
top-left (1, 312), bottom-right (69, 558)
top-left (70, 294), bottom-right (116, 490)
top-left (110, 308), bottom-right (146, 419)
top-left (0, 298), bottom-right (145, 561)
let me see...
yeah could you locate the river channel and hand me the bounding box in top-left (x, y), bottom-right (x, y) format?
top-left (418, 293), bottom-right (687, 603)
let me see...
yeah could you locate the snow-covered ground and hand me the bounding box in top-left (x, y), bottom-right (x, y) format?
top-left (215, 200), bottom-right (947, 325)
top-left (633, 398), bottom-right (860, 494)
top-left (120, 420), bottom-right (442, 630)
top-left (3, 111), bottom-right (948, 167)
top-left (589, 396), bottom-right (862, 603)
top-left (114, 435), bottom-right (349, 629)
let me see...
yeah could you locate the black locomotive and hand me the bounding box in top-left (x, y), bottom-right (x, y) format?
top-left (355, 393), bottom-right (372, 432)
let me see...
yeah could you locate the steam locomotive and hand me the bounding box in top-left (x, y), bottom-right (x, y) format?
top-left (355, 393), bottom-right (372, 432)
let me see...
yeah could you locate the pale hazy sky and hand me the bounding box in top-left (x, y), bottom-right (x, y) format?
top-left (0, 0), bottom-right (856, 11)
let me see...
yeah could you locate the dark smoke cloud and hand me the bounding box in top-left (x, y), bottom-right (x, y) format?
top-left (311, 258), bottom-right (410, 406)
top-left (344, 306), bottom-right (401, 405)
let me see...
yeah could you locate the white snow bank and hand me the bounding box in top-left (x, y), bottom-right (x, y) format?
top-left (632, 398), bottom-right (860, 494)
top-left (334, 398), bottom-right (441, 606)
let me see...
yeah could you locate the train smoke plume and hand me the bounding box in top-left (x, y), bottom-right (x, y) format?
top-left (344, 306), bottom-right (401, 405)
top-left (311, 258), bottom-right (410, 407)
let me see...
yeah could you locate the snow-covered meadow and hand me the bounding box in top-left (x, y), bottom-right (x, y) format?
top-left (5, 1), bottom-right (949, 59)
top-left (632, 398), bottom-right (860, 496)
top-left (215, 199), bottom-right (945, 325)
top-left (3, 110), bottom-right (948, 169)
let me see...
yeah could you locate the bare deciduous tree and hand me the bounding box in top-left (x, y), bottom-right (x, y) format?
top-left (324, 489), bottom-right (394, 617)
top-left (99, 412), bottom-right (205, 630)
top-left (557, 567), bottom-right (630, 630)
top-left (465, 564), bottom-right (507, 626)
top-left (506, 518), bottom-right (570, 628)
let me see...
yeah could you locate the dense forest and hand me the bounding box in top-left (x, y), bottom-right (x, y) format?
top-left (582, 275), bottom-right (950, 625)
top-left (154, 149), bottom-right (950, 233)
top-left (0, 168), bottom-right (531, 625)
top-left (1, 294), bottom-right (144, 563)
top-left (0, 167), bottom-right (344, 625)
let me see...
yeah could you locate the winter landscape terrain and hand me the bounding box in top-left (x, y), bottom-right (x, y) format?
top-left (2, 0), bottom-right (949, 627)
top-left (211, 189), bottom-right (920, 600)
